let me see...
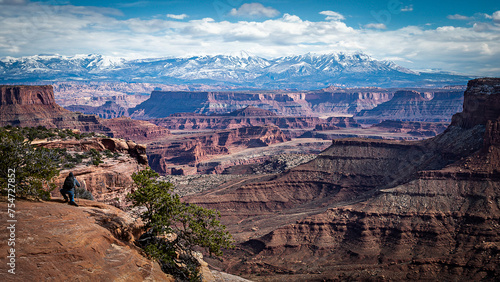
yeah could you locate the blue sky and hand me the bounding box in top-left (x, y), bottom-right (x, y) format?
top-left (1, 0), bottom-right (500, 75)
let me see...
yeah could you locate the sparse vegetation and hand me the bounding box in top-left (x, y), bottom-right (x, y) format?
top-left (0, 128), bottom-right (60, 200)
top-left (2, 125), bottom-right (97, 141)
top-left (0, 125), bottom-right (111, 199)
top-left (103, 149), bottom-right (114, 158)
top-left (88, 148), bottom-right (103, 166)
top-left (75, 187), bottom-right (94, 200)
top-left (128, 168), bottom-right (234, 281)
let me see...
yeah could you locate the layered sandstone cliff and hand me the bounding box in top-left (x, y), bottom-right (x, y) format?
top-left (0, 85), bottom-right (169, 142)
top-left (356, 90), bottom-right (464, 124)
top-left (372, 120), bottom-right (448, 137)
top-left (150, 107), bottom-right (359, 133)
top-left (451, 78), bottom-right (500, 129)
top-left (148, 125), bottom-right (289, 175)
top-left (306, 88), bottom-right (393, 114)
top-left (129, 89), bottom-right (393, 119)
top-left (186, 78), bottom-right (500, 280)
top-left (129, 91), bottom-right (313, 118)
top-left (65, 101), bottom-right (128, 119)
top-left (129, 88), bottom-right (464, 121)
top-left (100, 117), bottom-right (170, 142)
top-left (0, 85), bottom-right (108, 131)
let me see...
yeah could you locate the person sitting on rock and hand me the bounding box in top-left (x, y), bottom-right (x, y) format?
top-left (60, 172), bottom-right (80, 207)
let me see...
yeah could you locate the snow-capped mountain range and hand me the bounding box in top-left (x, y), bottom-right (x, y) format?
top-left (0, 52), bottom-right (472, 89)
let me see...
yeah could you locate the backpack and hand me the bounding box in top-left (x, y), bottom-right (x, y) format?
top-left (62, 176), bottom-right (75, 191)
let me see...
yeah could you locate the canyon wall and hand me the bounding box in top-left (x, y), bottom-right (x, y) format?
top-left (0, 85), bottom-right (55, 105)
top-left (186, 78), bottom-right (500, 280)
top-left (147, 125), bottom-right (289, 175)
top-left (356, 90), bottom-right (464, 124)
top-left (451, 78), bottom-right (500, 129)
top-left (150, 107), bottom-right (360, 132)
top-left (306, 88), bottom-right (393, 114)
top-left (0, 85), bottom-right (170, 142)
top-left (65, 101), bottom-right (128, 119)
top-left (129, 91), bottom-right (312, 118)
top-left (372, 120), bottom-right (449, 137)
top-left (129, 88), bottom-right (463, 121)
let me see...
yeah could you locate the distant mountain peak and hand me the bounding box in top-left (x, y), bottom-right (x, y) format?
top-left (0, 52), bottom-right (471, 89)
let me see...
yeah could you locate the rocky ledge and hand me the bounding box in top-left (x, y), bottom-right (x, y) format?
top-left (37, 137), bottom-right (148, 208)
top-left (0, 199), bottom-right (172, 281)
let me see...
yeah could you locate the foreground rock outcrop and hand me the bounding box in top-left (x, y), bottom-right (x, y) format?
top-left (0, 199), bottom-right (172, 281)
top-left (37, 137), bottom-right (148, 208)
top-left (185, 78), bottom-right (500, 280)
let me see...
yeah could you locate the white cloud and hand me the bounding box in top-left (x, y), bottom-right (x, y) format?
top-left (319, 11), bottom-right (345, 21)
top-left (364, 23), bottom-right (387, 29)
top-left (229, 3), bottom-right (280, 19)
top-left (0, 0), bottom-right (26, 4)
top-left (118, 1), bottom-right (150, 8)
top-left (0, 2), bottom-right (499, 76)
top-left (167, 14), bottom-right (188, 20)
top-left (447, 14), bottom-right (473, 20)
top-left (493, 11), bottom-right (500, 23)
top-left (401, 5), bottom-right (413, 12)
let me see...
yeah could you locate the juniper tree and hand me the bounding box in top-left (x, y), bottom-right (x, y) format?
top-left (128, 168), bottom-right (233, 281)
top-left (0, 128), bottom-right (60, 199)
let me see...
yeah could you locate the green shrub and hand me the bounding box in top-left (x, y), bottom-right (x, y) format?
top-left (128, 168), bottom-right (234, 281)
top-left (0, 129), bottom-right (60, 200)
top-left (103, 149), bottom-right (114, 158)
top-left (88, 148), bottom-right (103, 166)
top-left (75, 187), bottom-right (94, 200)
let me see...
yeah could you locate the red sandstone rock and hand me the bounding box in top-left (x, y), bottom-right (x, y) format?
top-left (451, 78), bottom-right (500, 128)
top-left (65, 101), bottom-right (128, 119)
top-left (36, 137), bottom-right (148, 208)
top-left (356, 90), bottom-right (464, 124)
top-left (373, 120), bottom-right (448, 137)
top-left (148, 125), bottom-right (289, 175)
top-left (0, 85), bottom-right (170, 143)
top-left (0, 199), bottom-right (173, 281)
top-left (185, 78), bottom-right (500, 280)
top-left (223, 106), bottom-right (277, 117)
top-left (0, 85), bottom-right (55, 105)
top-left (100, 116), bottom-right (170, 141)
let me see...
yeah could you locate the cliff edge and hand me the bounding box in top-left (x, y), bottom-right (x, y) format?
top-left (0, 199), bottom-right (172, 281)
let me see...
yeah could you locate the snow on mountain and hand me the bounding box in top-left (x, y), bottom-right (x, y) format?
top-left (0, 52), bottom-right (470, 88)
